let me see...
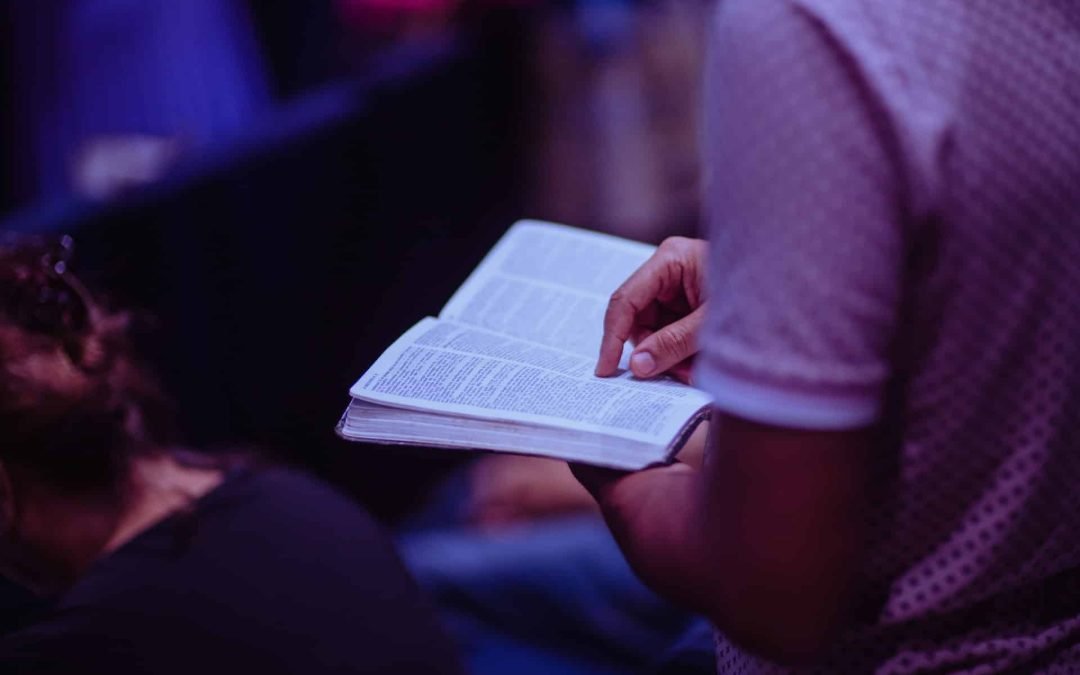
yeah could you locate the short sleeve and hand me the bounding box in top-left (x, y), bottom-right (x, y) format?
top-left (695, 0), bottom-right (906, 430)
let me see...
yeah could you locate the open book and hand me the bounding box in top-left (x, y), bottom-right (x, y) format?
top-left (337, 220), bottom-right (711, 470)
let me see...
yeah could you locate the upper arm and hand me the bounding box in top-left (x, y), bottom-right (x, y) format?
top-left (699, 0), bottom-right (906, 430)
top-left (692, 0), bottom-right (907, 661)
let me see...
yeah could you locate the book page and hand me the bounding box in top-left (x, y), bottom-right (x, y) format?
top-left (439, 220), bottom-right (655, 357)
top-left (350, 317), bottom-right (711, 444)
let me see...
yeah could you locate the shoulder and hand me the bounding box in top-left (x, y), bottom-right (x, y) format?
top-left (59, 466), bottom-right (397, 609)
top-left (709, 0), bottom-right (968, 221)
top-left (707, 0), bottom-right (900, 95)
top-left (4, 468), bottom-right (461, 674)
top-left (157, 465), bottom-right (396, 563)
top-left (712, 0), bottom-right (971, 81)
top-left (210, 466), bottom-right (385, 538)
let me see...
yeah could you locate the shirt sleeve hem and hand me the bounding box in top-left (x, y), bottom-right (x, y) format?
top-left (694, 366), bottom-right (883, 430)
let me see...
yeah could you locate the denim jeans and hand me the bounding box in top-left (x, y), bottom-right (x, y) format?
top-left (400, 512), bottom-right (715, 674)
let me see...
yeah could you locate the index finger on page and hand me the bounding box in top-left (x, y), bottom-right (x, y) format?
top-left (596, 254), bottom-right (666, 377)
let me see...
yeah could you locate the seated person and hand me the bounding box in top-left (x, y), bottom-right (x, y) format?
top-left (0, 234), bottom-right (461, 674)
top-left (580, 0), bottom-right (1080, 670)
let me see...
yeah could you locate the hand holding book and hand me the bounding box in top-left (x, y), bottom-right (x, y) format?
top-left (337, 221), bottom-right (711, 470)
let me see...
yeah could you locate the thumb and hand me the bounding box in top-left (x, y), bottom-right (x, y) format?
top-left (629, 305), bottom-right (706, 378)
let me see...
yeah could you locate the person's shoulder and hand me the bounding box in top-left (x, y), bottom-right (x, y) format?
top-left (198, 465), bottom-right (401, 564)
top-left (712, 0), bottom-right (862, 31)
top-left (220, 465), bottom-right (376, 525)
top-left (60, 466), bottom-right (385, 600)
top-left (712, 0), bottom-right (798, 35)
top-left (714, 0), bottom-right (930, 52)
top-left (711, 0), bottom-right (964, 137)
top-left (709, 0), bottom-right (876, 66)
top-left (779, 0), bottom-right (977, 75)
top-left (229, 464), bottom-right (342, 499)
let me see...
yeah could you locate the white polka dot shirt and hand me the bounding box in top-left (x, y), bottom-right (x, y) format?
top-left (695, 0), bottom-right (1080, 671)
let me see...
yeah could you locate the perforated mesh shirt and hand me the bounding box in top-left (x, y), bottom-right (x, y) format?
top-left (694, 0), bottom-right (1080, 672)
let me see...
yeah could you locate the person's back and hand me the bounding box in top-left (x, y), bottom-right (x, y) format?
top-left (0, 466), bottom-right (462, 674)
top-left (697, 0), bottom-right (1080, 670)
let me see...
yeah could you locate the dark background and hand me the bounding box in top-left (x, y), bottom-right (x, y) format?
top-left (0, 0), bottom-right (708, 631)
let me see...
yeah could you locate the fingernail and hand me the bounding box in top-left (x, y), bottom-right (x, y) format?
top-left (630, 351), bottom-right (656, 376)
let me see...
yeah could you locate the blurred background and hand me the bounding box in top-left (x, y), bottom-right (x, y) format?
top-left (0, 0), bottom-right (708, 520)
top-left (0, 0), bottom-right (712, 670)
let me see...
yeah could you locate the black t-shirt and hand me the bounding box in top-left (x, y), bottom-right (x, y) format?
top-left (0, 467), bottom-right (462, 674)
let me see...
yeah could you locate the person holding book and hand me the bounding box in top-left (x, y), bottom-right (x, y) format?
top-left (0, 234), bottom-right (461, 673)
top-left (584, 0), bottom-right (1080, 671)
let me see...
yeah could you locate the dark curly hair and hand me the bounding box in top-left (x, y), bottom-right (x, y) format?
top-left (0, 234), bottom-right (175, 496)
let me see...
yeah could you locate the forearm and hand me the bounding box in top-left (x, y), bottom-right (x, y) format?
top-left (590, 464), bottom-right (717, 615)
top-left (583, 416), bottom-right (871, 663)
